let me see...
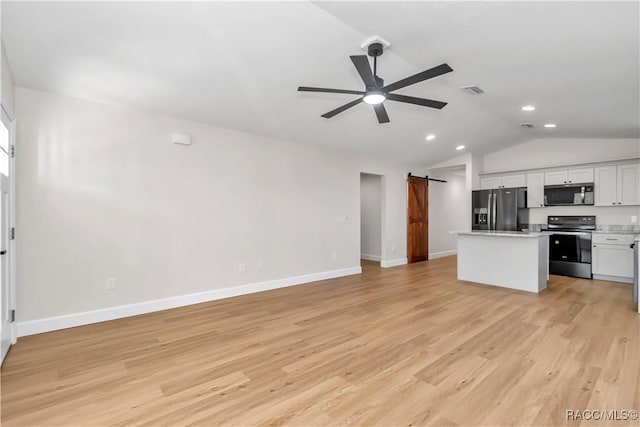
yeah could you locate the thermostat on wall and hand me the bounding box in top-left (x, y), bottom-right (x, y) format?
top-left (172, 132), bottom-right (192, 145)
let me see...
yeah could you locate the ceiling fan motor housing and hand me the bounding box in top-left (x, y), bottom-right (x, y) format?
top-left (368, 42), bottom-right (384, 57)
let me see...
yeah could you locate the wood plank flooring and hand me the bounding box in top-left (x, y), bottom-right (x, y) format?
top-left (2, 256), bottom-right (639, 426)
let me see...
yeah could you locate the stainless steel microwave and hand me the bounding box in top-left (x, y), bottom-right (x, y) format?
top-left (544, 183), bottom-right (594, 206)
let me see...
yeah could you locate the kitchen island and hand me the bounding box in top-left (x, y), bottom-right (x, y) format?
top-left (456, 231), bottom-right (549, 293)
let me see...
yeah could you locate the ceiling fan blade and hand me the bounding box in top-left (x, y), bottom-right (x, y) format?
top-left (383, 63), bottom-right (453, 93)
top-left (298, 87), bottom-right (365, 95)
top-left (373, 103), bottom-right (390, 123)
top-left (386, 93), bottom-right (447, 109)
top-left (350, 55), bottom-right (377, 88)
top-left (321, 98), bottom-right (363, 119)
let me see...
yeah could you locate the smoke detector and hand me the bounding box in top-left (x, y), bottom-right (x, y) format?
top-left (520, 123), bottom-right (534, 129)
top-left (360, 35), bottom-right (391, 52)
top-left (461, 85), bottom-right (485, 95)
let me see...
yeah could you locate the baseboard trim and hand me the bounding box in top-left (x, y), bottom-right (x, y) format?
top-left (592, 274), bottom-right (633, 284)
top-left (429, 250), bottom-right (457, 259)
top-left (380, 258), bottom-right (408, 268)
top-left (360, 253), bottom-right (381, 262)
top-left (17, 266), bottom-right (362, 337)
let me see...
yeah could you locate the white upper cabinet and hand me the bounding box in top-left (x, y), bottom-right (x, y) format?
top-left (480, 162), bottom-right (637, 207)
top-left (595, 164), bottom-right (640, 206)
top-left (545, 168), bottom-right (593, 185)
top-left (480, 177), bottom-right (502, 190)
top-left (617, 164), bottom-right (640, 205)
top-left (544, 170), bottom-right (568, 185)
top-left (526, 173), bottom-right (545, 208)
top-left (501, 174), bottom-right (526, 188)
top-left (567, 168), bottom-right (594, 184)
top-left (594, 166), bottom-right (618, 206)
top-left (480, 174), bottom-right (525, 190)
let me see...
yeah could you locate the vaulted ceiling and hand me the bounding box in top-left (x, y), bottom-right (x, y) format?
top-left (2, 1), bottom-right (639, 167)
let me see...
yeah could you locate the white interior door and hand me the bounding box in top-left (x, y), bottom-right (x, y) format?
top-left (0, 174), bottom-right (9, 362)
top-left (0, 115), bottom-right (11, 364)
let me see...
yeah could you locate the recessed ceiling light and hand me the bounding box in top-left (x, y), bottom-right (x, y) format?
top-left (425, 134), bottom-right (436, 141)
top-left (544, 123), bottom-right (557, 128)
top-left (521, 105), bottom-right (536, 111)
top-left (456, 145), bottom-right (465, 151)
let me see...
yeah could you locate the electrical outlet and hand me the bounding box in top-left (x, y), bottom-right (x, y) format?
top-left (238, 263), bottom-right (246, 272)
top-left (391, 245), bottom-right (396, 252)
top-left (106, 278), bottom-right (116, 290)
top-left (332, 252), bottom-right (337, 260)
top-left (632, 215), bottom-right (638, 223)
top-left (257, 259), bottom-right (264, 271)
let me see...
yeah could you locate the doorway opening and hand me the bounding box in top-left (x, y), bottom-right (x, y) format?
top-left (360, 173), bottom-right (383, 270)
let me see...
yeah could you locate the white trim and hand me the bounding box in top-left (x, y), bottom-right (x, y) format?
top-left (592, 274), bottom-right (633, 284)
top-left (429, 250), bottom-right (457, 259)
top-left (380, 258), bottom-right (407, 268)
top-left (17, 266), bottom-right (362, 337)
top-left (1, 103), bottom-right (14, 122)
top-left (360, 253), bottom-right (381, 262)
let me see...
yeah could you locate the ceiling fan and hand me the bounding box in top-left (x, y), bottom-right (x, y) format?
top-left (297, 42), bottom-right (453, 124)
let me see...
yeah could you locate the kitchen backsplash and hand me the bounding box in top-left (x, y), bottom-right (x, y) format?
top-left (528, 223), bottom-right (640, 233)
top-left (528, 205), bottom-right (639, 226)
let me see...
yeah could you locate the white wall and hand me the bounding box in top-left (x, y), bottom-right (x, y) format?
top-left (1, 41), bottom-right (15, 117)
top-left (483, 138), bottom-right (640, 174)
top-left (15, 87), bottom-right (410, 325)
top-left (427, 152), bottom-right (482, 233)
top-left (428, 168), bottom-right (467, 258)
top-left (360, 173), bottom-right (381, 261)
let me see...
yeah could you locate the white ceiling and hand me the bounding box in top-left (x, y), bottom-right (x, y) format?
top-left (2, 1), bottom-right (639, 167)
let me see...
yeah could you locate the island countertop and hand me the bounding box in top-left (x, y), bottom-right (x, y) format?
top-left (456, 231), bottom-right (549, 293)
top-left (454, 230), bottom-right (545, 238)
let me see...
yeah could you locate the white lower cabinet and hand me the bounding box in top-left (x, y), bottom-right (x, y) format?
top-left (592, 234), bottom-right (635, 282)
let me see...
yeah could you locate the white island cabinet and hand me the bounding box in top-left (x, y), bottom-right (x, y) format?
top-left (456, 231), bottom-right (549, 293)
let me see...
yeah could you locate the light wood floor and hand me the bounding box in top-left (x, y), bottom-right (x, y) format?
top-left (2, 256), bottom-right (639, 426)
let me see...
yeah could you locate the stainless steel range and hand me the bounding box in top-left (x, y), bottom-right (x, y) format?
top-left (542, 216), bottom-right (595, 279)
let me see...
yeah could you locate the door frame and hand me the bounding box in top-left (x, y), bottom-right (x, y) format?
top-left (1, 104), bottom-right (16, 348)
top-left (359, 172), bottom-right (384, 264)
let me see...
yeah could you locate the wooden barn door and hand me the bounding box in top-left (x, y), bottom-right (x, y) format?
top-left (407, 176), bottom-right (428, 263)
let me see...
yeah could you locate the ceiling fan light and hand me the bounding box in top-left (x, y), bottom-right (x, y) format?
top-left (363, 92), bottom-right (386, 105)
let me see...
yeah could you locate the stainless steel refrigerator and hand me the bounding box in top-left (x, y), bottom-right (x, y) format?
top-left (472, 187), bottom-right (529, 231)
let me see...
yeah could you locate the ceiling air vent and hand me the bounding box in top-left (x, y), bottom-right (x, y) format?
top-left (461, 85), bottom-right (484, 95)
top-left (520, 123), bottom-right (534, 129)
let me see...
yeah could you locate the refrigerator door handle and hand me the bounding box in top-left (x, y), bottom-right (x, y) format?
top-left (487, 193), bottom-right (492, 230)
top-left (492, 192), bottom-right (498, 230)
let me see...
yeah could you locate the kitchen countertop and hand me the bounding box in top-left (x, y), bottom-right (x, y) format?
top-left (591, 230), bottom-right (640, 235)
top-left (455, 231), bottom-right (546, 238)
